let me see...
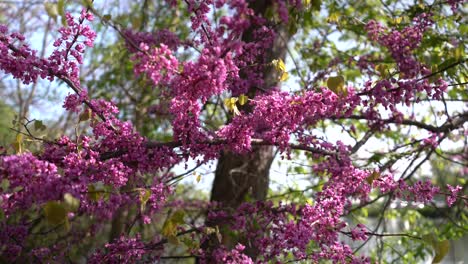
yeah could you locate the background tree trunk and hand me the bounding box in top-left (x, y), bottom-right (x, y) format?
top-left (208, 0), bottom-right (291, 258)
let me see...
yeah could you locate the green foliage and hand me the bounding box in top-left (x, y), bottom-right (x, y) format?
top-left (0, 102), bottom-right (16, 146)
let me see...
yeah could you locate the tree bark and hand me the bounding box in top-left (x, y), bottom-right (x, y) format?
top-left (208, 0), bottom-right (291, 258)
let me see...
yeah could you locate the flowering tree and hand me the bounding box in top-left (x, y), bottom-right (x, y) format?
top-left (0, 0), bottom-right (466, 263)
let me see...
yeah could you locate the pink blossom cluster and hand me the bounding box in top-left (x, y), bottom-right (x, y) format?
top-left (0, 1), bottom-right (463, 263)
top-left (89, 235), bottom-right (148, 264)
top-left (49, 10), bottom-right (96, 86)
top-left (0, 153), bottom-right (63, 217)
top-left (210, 244), bottom-right (254, 264)
top-left (366, 13), bottom-right (433, 78)
top-left (0, 26), bottom-right (52, 84)
top-left (446, 184), bottom-right (462, 207)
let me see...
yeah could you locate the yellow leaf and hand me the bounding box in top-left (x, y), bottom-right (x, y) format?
top-left (238, 94), bottom-right (248, 106)
top-left (12, 142), bottom-right (21, 154)
top-left (280, 71), bottom-right (289, 81)
top-left (196, 173), bottom-right (201, 183)
top-left (13, 134), bottom-right (23, 154)
top-left (366, 171), bottom-right (380, 185)
top-left (393, 17), bottom-right (403, 24)
top-left (272, 59), bottom-right (288, 82)
top-left (63, 193), bottom-right (80, 212)
top-left (224, 97), bottom-right (241, 115)
top-left (162, 210), bottom-right (185, 243)
top-left (272, 59), bottom-right (286, 72)
top-left (326, 75), bottom-right (348, 97)
top-left (375, 64), bottom-right (389, 79)
top-left (43, 201), bottom-right (67, 226)
top-left (162, 218), bottom-right (176, 236)
top-left (233, 105), bottom-right (240, 116)
top-left (327, 13), bottom-right (340, 24)
top-left (79, 108), bottom-right (92, 122)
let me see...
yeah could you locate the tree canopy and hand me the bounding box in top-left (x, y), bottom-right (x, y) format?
top-left (0, 0), bottom-right (466, 263)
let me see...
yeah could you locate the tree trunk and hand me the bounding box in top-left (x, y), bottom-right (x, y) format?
top-left (208, 0), bottom-right (291, 259)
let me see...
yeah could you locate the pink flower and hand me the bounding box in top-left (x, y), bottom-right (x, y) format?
top-left (446, 184), bottom-right (462, 207)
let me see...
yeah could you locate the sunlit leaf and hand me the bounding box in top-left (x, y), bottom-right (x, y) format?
top-left (224, 97), bottom-right (240, 115)
top-left (63, 193), bottom-right (80, 212)
top-left (272, 59), bottom-right (286, 72)
top-left (238, 94), bottom-right (248, 106)
top-left (280, 71), bottom-right (289, 81)
top-left (272, 59), bottom-right (288, 81)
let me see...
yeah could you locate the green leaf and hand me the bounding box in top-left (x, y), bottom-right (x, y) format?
top-left (87, 183), bottom-right (109, 202)
top-left (13, 134), bottom-right (23, 154)
top-left (82, 0), bottom-right (93, 8)
top-left (43, 201), bottom-right (67, 226)
top-left (171, 210), bottom-right (185, 225)
top-left (63, 193), bottom-right (80, 212)
top-left (366, 171), bottom-right (380, 185)
top-left (294, 166), bottom-right (306, 174)
top-left (102, 14), bottom-right (112, 23)
top-left (34, 120), bottom-right (47, 131)
top-left (139, 189), bottom-right (151, 211)
top-left (57, 0), bottom-right (65, 16)
top-left (375, 64), bottom-right (389, 79)
top-left (422, 234), bottom-right (450, 263)
top-left (432, 240), bottom-right (450, 263)
top-left (327, 75), bottom-right (348, 97)
top-left (44, 2), bottom-right (58, 21)
top-left (162, 217), bottom-right (176, 236)
top-left (161, 210), bottom-right (185, 244)
top-left (1, 179), bottom-right (9, 192)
